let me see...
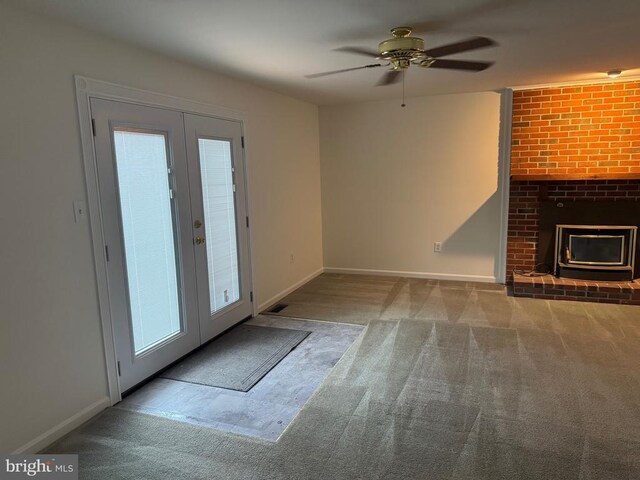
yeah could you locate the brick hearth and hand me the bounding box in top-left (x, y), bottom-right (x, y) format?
top-left (513, 274), bottom-right (640, 305)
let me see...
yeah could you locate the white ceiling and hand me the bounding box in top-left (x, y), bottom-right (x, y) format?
top-left (11, 0), bottom-right (640, 105)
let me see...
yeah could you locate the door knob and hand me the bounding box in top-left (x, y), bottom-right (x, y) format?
top-left (195, 236), bottom-right (205, 245)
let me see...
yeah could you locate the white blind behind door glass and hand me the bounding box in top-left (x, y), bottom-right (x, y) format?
top-left (198, 138), bottom-right (240, 314)
top-left (113, 130), bottom-right (182, 354)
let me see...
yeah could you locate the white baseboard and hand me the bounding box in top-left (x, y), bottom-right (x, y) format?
top-left (13, 397), bottom-right (110, 454)
top-left (257, 267), bottom-right (325, 312)
top-left (323, 267), bottom-right (497, 283)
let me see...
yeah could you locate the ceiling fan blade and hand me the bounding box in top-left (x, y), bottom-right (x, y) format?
top-left (428, 59), bottom-right (494, 71)
top-left (305, 63), bottom-right (383, 79)
top-left (424, 37), bottom-right (496, 58)
top-left (377, 69), bottom-right (402, 86)
top-left (334, 46), bottom-right (380, 58)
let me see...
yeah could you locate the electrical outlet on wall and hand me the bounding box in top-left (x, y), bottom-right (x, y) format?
top-left (434, 242), bottom-right (442, 253)
top-left (290, 253), bottom-right (295, 264)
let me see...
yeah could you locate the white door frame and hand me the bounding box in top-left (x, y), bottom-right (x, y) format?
top-left (75, 76), bottom-right (256, 404)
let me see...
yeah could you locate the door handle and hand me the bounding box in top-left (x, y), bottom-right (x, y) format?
top-left (195, 236), bottom-right (205, 245)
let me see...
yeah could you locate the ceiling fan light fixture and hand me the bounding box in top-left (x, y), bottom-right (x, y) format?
top-left (607, 69), bottom-right (622, 78)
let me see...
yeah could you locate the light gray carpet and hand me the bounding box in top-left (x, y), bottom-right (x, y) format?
top-left (46, 274), bottom-right (640, 479)
top-left (160, 324), bottom-right (310, 391)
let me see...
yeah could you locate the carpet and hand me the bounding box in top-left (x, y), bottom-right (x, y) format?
top-left (160, 324), bottom-right (310, 391)
top-left (44, 275), bottom-right (640, 479)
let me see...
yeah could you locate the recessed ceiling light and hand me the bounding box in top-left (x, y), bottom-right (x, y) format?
top-left (607, 69), bottom-right (622, 78)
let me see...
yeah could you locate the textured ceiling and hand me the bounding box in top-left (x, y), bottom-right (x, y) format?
top-left (10, 0), bottom-right (640, 105)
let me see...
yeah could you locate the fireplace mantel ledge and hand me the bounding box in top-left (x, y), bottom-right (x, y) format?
top-left (511, 173), bottom-right (640, 181)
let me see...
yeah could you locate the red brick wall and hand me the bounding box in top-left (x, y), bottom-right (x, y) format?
top-left (506, 180), bottom-right (640, 280)
top-left (511, 81), bottom-right (640, 177)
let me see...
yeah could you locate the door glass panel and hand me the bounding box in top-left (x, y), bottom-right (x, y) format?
top-left (113, 129), bottom-right (182, 354)
top-left (198, 138), bottom-right (240, 314)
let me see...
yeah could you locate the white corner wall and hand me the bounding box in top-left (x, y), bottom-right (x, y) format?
top-left (0, 3), bottom-right (322, 453)
top-left (319, 91), bottom-right (505, 282)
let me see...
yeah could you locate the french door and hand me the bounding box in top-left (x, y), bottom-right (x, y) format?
top-left (184, 114), bottom-right (253, 341)
top-left (91, 99), bottom-right (252, 393)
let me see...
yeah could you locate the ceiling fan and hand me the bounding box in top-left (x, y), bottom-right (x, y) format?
top-left (306, 27), bottom-right (497, 87)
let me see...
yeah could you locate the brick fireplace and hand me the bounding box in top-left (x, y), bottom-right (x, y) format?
top-left (507, 80), bottom-right (640, 304)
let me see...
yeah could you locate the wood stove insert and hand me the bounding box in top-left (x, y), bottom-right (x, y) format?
top-left (555, 225), bottom-right (637, 281)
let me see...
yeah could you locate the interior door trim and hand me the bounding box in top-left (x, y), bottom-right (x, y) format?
top-left (75, 76), bottom-right (255, 404)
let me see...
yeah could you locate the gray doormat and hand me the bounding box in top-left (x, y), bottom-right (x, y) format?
top-left (160, 324), bottom-right (311, 391)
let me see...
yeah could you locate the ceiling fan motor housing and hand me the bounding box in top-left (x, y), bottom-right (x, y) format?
top-left (378, 28), bottom-right (428, 69)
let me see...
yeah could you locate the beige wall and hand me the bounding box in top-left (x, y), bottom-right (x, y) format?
top-left (319, 92), bottom-right (505, 281)
top-left (0, 3), bottom-right (322, 452)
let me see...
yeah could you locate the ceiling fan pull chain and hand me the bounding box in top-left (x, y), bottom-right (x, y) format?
top-left (401, 71), bottom-right (406, 108)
